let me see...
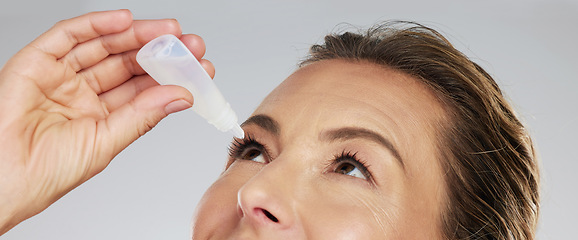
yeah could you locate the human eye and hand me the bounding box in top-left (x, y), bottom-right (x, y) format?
top-left (228, 135), bottom-right (269, 164)
top-left (332, 151), bottom-right (372, 181)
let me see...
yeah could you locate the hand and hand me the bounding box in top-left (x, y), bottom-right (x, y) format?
top-left (0, 9), bottom-right (215, 234)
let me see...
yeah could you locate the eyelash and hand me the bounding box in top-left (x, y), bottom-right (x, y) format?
top-left (331, 150), bottom-right (374, 182)
top-left (227, 136), bottom-right (374, 182)
top-left (228, 134), bottom-right (270, 161)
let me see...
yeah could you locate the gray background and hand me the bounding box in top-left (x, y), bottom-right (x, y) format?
top-left (1, 0), bottom-right (576, 239)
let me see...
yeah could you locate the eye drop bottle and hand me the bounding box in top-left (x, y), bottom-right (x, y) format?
top-left (136, 34), bottom-right (244, 139)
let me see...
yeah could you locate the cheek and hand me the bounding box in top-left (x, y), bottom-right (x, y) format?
top-left (299, 180), bottom-right (398, 239)
top-left (192, 163), bottom-right (258, 238)
top-left (191, 178), bottom-right (239, 238)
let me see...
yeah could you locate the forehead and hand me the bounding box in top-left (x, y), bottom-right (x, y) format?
top-left (257, 59), bottom-right (446, 129)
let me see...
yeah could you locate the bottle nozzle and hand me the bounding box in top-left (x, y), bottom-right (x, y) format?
top-left (229, 124), bottom-right (245, 139)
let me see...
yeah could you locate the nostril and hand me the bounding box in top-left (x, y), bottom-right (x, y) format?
top-left (262, 209), bottom-right (279, 223)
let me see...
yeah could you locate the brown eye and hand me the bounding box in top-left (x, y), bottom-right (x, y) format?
top-left (240, 147), bottom-right (267, 163)
top-left (332, 151), bottom-right (371, 181)
top-left (334, 161), bottom-right (366, 179)
top-left (242, 148), bottom-right (261, 159)
top-left (336, 162), bottom-right (356, 174)
top-left (228, 136), bottom-right (270, 164)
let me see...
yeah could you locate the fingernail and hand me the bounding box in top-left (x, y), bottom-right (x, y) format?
top-left (164, 99), bottom-right (192, 115)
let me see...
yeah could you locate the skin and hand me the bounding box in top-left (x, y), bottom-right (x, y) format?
top-left (0, 10), bottom-right (214, 234)
top-left (192, 59), bottom-right (449, 239)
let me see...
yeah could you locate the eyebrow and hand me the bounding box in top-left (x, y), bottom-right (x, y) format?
top-left (321, 127), bottom-right (405, 170)
top-left (241, 114), bottom-right (280, 136)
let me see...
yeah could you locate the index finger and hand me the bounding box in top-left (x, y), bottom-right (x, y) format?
top-left (29, 9), bottom-right (134, 59)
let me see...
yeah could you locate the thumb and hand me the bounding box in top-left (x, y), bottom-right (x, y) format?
top-left (94, 85), bottom-right (193, 168)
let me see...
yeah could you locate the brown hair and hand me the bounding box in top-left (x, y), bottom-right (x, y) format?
top-left (301, 22), bottom-right (540, 239)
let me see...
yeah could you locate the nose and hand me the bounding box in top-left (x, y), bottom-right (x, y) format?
top-left (236, 160), bottom-right (301, 232)
top-left (237, 186), bottom-right (284, 225)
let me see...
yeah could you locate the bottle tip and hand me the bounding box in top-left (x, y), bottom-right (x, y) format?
top-left (230, 124), bottom-right (245, 139)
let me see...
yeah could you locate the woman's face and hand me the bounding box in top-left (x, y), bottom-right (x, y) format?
top-left (192, 60), bottom-right (448, 239)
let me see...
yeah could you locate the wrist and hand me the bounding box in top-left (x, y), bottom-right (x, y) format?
top-left (0, 197), bottom-right (20, 235)
top-left (0, 180), bottom-right (30, 236)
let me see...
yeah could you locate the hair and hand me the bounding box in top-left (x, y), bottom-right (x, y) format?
top-left (301, 22), bottom-right (540, 239)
